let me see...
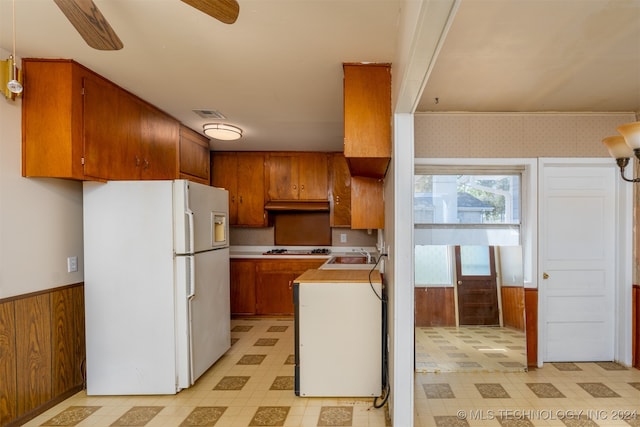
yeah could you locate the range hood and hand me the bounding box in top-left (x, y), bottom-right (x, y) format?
top-left (264, 201), bottom-right (330, 212)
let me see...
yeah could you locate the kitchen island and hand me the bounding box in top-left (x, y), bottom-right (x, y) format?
top-left (293, 269), bottom-right (383, 397)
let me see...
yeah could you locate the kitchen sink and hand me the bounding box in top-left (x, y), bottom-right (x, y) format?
top-left (327, 256), bottom-right (374, 264)
top-left (320, 254), bottom-right (378, 270)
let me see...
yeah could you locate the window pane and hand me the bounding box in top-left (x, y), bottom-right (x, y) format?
top-left (414, 174), bottom-right (520, 225)
top-left (460, 245), bottom-right (490, 276)
top-left (415, 245), bottom-right (452, 286)
top-left (414, 225), bottom-right (520, 246)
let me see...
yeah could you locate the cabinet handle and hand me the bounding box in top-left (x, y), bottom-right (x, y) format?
top-left (288, 280), bottom-right (292, 290)
top-left (543, 272), bottom-right (549, 279)
top-left (231, 195), bottom-right (236, 203)
top-left (143, 159), bottom-right (150, 170)
top-left (293, 185), bottom-right (297, 190)
top-left (135, 156), bottom-right (141, 167)
top-left (239, 195), bottom-right (243, 203)
top-left (300, 184), bottom-right (304, 191)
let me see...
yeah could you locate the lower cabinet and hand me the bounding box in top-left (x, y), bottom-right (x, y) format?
top-left (230, 259), bottom-right (325, 316)
top-left (230, 259), bottom-right (257, 315)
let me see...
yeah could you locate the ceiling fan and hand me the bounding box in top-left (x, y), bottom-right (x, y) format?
top-left (52, 0), bottom-right (240, 51)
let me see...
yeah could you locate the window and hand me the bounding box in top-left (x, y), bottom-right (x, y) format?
top-left (414, 171), bottom-right (524, 286)
top-left (414, 173), bottom-right (521, 246)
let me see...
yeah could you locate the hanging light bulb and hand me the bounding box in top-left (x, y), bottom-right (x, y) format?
top-left (7, 0), bottom-right (22, 94)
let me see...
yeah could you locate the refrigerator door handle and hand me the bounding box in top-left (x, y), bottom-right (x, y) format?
top-left (187, 255), bottom-right (196, 299)
top-left (185, 209), bottom-right (195, 254)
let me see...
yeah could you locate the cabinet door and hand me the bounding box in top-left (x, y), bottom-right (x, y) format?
top-left (212, 153), bottom-right (239, 224)
top-left (267, 155), bottom-right (299, 200)
top-left (83, 76), bottom-right (136, 180)
top-left (329, 153), bottom-right (351, 227)
top-left (236, 154), bottom-right (267, 226)
top-left (256, 271), bottom-right (296, 315)
top-left (230, 260), bottom-right (256, 315)
top-left (255, 260), bottom-right (324, 315)
top-left (343, 63), bottom-right (391, 178)
top-left (351, 176), bottom-right (384, 229)
top-left (22, 60), bottom-right (84, 179)
top-left (139, 103), bottom-right (179, 180)
top-left (179, 126), bottom-right (210, 184)
top-left (298, 153), bottom-right (328, 200)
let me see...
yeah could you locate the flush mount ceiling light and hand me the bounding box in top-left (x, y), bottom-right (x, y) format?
top-left (602, 121), bottom-right (640, 183)
top-left (203, 123), bottom-right (243, 141)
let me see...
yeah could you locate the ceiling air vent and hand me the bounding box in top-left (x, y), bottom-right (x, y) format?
top-left (192, 109), bottom-right (227, 119)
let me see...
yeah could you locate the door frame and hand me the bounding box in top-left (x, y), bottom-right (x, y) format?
top-left (537, 158), bottom-right (633, 366)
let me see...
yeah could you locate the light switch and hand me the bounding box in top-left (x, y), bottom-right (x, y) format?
top-left (67, 256), bottom-right (78, 273)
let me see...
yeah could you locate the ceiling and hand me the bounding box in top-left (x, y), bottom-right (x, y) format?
top-left (1, 0), bottom-right (639, 153)
top-left (418, 0), bottom-right (640, 114)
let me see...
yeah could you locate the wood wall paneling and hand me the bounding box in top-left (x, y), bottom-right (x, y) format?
top-left (0, 301), bottom-right (17, 425)
top-left (414, 287), bottom-right (455, 327)
top-left (0, 284), bottom-right (84, 426)
top-left (524, 288), bottom-right (538, 367)
top-left (51, 287), bottom-right (85, 397)
top-left (634, 285), bottom-right (639, 368)
top-left (501, 286), bottom-right (525, 331)
top-left (15, 294), bottom-right (52, 415)
top-left (73, 286), bottom-right (86, 388)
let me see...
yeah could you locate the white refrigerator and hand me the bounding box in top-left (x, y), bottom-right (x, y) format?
top-left (83, 180), bottom-right (230, 395)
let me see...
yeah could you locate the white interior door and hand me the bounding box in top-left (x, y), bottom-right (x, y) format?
top-left (539, 160), bottom-right (617, 362)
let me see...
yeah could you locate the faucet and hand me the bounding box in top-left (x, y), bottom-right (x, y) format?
top-left (359, 248), bottom-right (372, 263)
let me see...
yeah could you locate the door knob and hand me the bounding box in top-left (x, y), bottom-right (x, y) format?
top-left (543, 272), bottom-right (549, 279)
top-left (457, 280), bottom-right (462, 285)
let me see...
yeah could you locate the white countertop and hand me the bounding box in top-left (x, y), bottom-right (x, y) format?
top-left (229, 245), bottom-right (382, 271)
top-left (229, 245), bottom-right (376, 259)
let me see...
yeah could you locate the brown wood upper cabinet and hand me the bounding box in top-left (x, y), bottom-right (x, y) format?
top-left (343, 63), bottom-right (391, 179)
top-left (212, 152), bottom-right (267, 227)
top-left (329, 153), bottom-right (351, 227)
top-left (22, 58), bottom-right (181, 181)
top-left (267, 153), bottom-right (328, 201)
top-left (351, 176), bottom-right (384, 229)
top-left (179, 126), bottom-right (210, 185)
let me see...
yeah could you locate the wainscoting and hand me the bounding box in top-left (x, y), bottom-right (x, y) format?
top-left (634, 284), bottom-right (639, 369)
top-left (414, 287), bottom-right (455, 327)
top-left (0, 283), bottom-right (85, 427)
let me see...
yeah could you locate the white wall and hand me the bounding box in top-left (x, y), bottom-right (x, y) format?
top-left (0, 50), bottom-right (84, 298)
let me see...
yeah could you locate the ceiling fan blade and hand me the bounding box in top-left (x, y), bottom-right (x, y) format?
top-left (181, 0), bottom-right (239, 24)
top-left (53, 0), bottom-right (123, 50)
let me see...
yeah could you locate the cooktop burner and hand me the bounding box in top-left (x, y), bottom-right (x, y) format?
top-left (263, 248), bottom-right (331, 255)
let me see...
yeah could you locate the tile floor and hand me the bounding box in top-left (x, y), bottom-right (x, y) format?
top-left (19, 319), bottom-right (640, 427)
top-left (415, 360), bottom-right (640, 427)
top-left (23, 317), bottom-right (390, 427)
top-left (415, 326), bottom-right (527, 373)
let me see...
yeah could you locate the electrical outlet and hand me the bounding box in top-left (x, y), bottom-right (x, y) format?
top-left (340, 233), bottom-right (347, 243)
top-left (67, 256), bottom-right (78, 273)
